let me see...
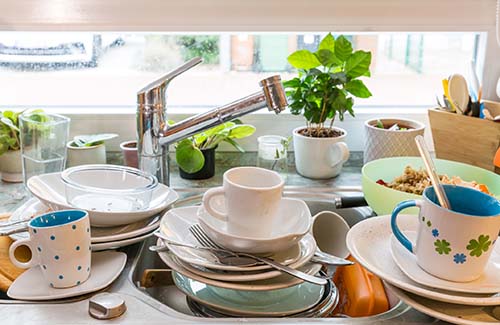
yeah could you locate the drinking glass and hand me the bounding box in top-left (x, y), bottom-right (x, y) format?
top-left (19, 112), bottom-right (70, 184)
top-left (256, 135), bottom-right (288, 177)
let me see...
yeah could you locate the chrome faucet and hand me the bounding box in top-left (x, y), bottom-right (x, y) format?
top-left (137, 57), bottom-right (288, 186)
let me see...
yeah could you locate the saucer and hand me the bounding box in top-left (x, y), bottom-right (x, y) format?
top-left (197, 197), bottom-right (311, 253)
top-left (27, 172), bottom-right (178, 227)
top-left (9, 198), bottom-right (160, 244)
top-left (7, 251), bottom-right (126, 300)
top-left (157, 249), bottom-right (322, 291)
top-left (387, 284), bottom-right (500, 325)
top-left (347, 214), bottom-right (500, 306)
top-left (159, 206), bottom-right (316, 272)
top-left (172, 271), bottom-right (325, 316)
top-left (91, 230), bottom-right (155, 251)
top-left (391, 232), bottom-right (500, 294)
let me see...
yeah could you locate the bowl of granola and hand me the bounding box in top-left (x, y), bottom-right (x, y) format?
top-left (362, 157), bottom-right (500, 215)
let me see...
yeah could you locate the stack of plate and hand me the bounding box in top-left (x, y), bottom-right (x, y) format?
top-left (155, 198), bottom-right (338, 318)
top-left (347, 214), bottom-right (500, 325)
top-left (9, 169), bottom-right (178, 250)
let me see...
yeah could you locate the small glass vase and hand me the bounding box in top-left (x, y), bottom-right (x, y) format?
top-left (256, 135), bottom-right (288, 179)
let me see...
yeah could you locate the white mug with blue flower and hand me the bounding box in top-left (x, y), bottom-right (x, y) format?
top-left (9, 210), bottom-right (91, 288)
top-left (391, 185), bottom-right (500, 282)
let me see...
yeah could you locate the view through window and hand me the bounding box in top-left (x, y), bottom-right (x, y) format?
top-left (0, 32), bottom-right (479, 111)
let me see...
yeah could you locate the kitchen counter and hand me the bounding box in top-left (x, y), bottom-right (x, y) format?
top-left (0, 151), bottom-right (364, 214)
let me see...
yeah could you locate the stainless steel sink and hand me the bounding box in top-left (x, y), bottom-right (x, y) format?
top-left (0, 187), bottom-right (444, 324)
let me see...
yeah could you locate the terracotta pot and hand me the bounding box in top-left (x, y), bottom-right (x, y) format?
top-left (66, 141), bottom-right (107, 167)
top-left (293, 126), bottom-right (350, 179)
top-left (179, 147), bottom-right (216, 180)
top-left (120, 140), bottom-right (138, 168)
top-left (0, 150), bottom-right (23, 182)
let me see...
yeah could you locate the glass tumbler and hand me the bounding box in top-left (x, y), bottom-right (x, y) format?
top-left (257, 135), bottom-right (288, 177)
top-left (19, 112), bottom-right (70, 184)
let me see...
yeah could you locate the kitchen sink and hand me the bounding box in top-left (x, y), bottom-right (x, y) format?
top-left (0, 187), bottom-right (442, 323)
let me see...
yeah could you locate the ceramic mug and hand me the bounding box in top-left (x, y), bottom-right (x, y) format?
top-left (202, 167), bottom-right (284, 238)
top-left (9, 210), bottom-right (92, 288)
top-left (391, 185), bottom-right (500, 282)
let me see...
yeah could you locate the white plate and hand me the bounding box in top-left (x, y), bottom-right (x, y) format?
top-left (160, 206), bottom-right (316, 272)
top-left (391, 232), bottom-right (500, 294)
top-left (91, 230), bottom-right (155, 251)
top-left (172, 270), bottom-right (324, 316)
top-left (26, 172), bottom-right (178, 227)
top-left (387, 284), bottom-right (500, 325)
top-left (346, 214), bottom-right (500, 306)
top-left (197, 197), bottom-right (311, 254)
top-left (157, 249), bottom-right (322, 291)
top-left (8, 198), bottom-right (160, 243)
top-left (7, 251), bottom-right (126, 300)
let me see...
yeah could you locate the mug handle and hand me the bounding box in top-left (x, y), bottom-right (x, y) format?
top-left (329, 142), bottom-right (350, 167)
top-left (390, 199), bottom-right (422, 253)
top-left (9, 238), bottom-right (39, 269)
top-left (202, 187), bottom-right (228, 222)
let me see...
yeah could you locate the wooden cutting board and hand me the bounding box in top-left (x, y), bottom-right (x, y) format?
top-left (0, 213), bottom-right (27, 292)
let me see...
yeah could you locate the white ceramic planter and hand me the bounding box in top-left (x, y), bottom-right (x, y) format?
top-left (66, 142), bottom-right (106, 168)
top-left (0, 150), bottom-right (23, 182)
top-left (363, 118), bottom-right (425, 164)
top-left (119, 140), bottom-right (138, 168)
top-left (292, 126), bottom-right (350, 179)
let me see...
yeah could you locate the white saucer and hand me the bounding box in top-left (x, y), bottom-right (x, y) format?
top-left (346, 214), bottom-right (500, 306)
top-left (197, 197), bottom-right (311, 254)
top-left (9, 198), bottom-right (160, 244)
top-left (157, 249), bottom-right (322, 291)
top-left (7, 251), bottom-right (126, 300)
top-left (159, 206), bottom-right (316, 272)
top-left (91, 230), bottom-right (155, 251)
top-left (387, 284), bottom-right (500, 325)
top-left (391, 231), bottom-right (500, 294)
top-left (26, 172), bottom-right (178, 227)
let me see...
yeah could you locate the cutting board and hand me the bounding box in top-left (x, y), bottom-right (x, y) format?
top-left (0, 213), bottom-right (27, 292)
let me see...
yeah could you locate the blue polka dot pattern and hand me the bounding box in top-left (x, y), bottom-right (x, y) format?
top-left (89, 246), bottom-right (91, 251)
top-left (50, 283), bottom-right (54, 287)
top-left (33, 229), bottom-right (37, 234)
top-left (43, 265), bottom-right (47, 269)
top-left (72, 225), bottom-right (76, 230)
top-left (87, 228), bottom-right (89, 233)
top-left (50, 235), bottom-right (55, 240)
top-left (87, 266), bottom-right (90, 272)
top-left (37, 246), bottom-right (42, 252)
top-left (77, 265), bottom-right (82, 271)
top-left (77, 281), bottom-right (81, 285)
top-left (76, 246), bottom-right (80, 251)
top-left (59, 275), bottom-right (63, 280)
top-left (54, 255), bottom-right (59, 260)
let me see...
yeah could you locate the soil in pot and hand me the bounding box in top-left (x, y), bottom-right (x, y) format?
top-left (179, 147), bottom-right (216, 180)
top-left (299, 127), bottom-right (344, 138)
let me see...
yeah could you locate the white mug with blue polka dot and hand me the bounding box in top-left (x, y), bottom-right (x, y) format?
top-left (9, 210), bottom-right (91, 288)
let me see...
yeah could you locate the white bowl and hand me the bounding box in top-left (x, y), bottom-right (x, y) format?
top-left (197, 197), bottom-right (311, 254)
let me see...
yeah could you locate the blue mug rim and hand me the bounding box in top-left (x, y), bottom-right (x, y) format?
top-left (29, 209), bottom-right (88, 229)
top-left (423, 185), bottom-right (500, 217)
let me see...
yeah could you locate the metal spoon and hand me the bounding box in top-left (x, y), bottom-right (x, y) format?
top-left (414, 135), bottom-right (451, 209)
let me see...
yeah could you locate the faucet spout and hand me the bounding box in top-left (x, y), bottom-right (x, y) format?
top-left (136, 57), bottom-right (288, 186)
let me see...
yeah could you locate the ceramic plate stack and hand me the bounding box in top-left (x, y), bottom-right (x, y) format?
top-left (155, 200), bottom-right (338, 318)
top-left (347, 214), bottom-right (500, 325)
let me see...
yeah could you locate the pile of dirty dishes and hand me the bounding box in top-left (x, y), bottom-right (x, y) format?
top-left (7, 164), bottom-right (178, 250)
top-left (154, 167), bottom-right (341, 317)
top-left (347, 185), bottom-right (500, 325)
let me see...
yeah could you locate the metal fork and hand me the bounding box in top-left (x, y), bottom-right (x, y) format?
top-left (188, 224), bottom-right (327, 285)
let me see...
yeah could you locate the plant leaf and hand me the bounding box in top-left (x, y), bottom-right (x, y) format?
top-left (345, 79), bottom-right (372, 98)
top-left (73, 133), bottom-right (118, 147)
top-left (345, 50), bottom-right (372, 78)
top-left (315, 49), bottom-right (340, 67)
top-left (228, 125), bottom-right (256, 139)
top-left (318, 33), bottom-right (335, 52)
top-left (175, 139), bottom-right (205, 173)
top-left (224, 137), bottom-right (245, 152)
top-left (287, 50), bottom-right (321, 69)
top-left (334, 35), bottom-right (353, 62)
top-left (0, 117), bottom-right (19, 132)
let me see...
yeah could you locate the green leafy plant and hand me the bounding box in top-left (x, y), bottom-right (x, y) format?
top-left (0, 109), bottom-right (47, 155)
top-left (70, 133), bottom-right (118, 147)
top-left (176, 121), bottom-right (255, 173)
top-left (283, 33), bottom-right (372, 137)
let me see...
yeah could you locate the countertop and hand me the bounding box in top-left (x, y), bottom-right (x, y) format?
top-left (0, 151), bottom-right (364, 214)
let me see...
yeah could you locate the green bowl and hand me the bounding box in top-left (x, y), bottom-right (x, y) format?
top-left (362, 157), bottom-right (500, 216)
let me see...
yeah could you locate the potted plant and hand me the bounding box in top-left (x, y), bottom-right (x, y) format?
top-left (284, 33), bottom-right (373, 179)
top-left (176, 121), bottom-right (255, 180)
top-left (66, 133), bottom-right (118, 167)
top-left (120, 140), bottom-right (138, 168)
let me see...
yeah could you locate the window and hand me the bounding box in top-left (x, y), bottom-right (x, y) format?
top-left (0, 32), bottom-right (481, 111)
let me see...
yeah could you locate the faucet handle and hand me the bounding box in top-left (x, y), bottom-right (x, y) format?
top-left (259, 75), bottom-right (288, 114)
top-left (137, 57), bottom-right (203, 107)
